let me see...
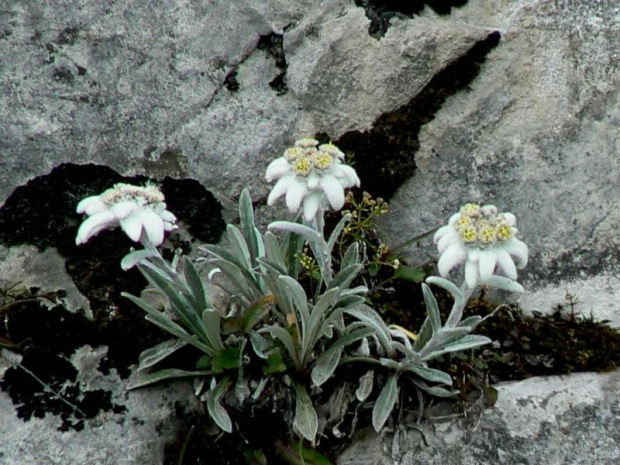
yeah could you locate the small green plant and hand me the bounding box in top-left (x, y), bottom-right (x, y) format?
top-left (74, 139), bottom-right (530, 460)
top-left (337, 190), bottom-right (426, 288)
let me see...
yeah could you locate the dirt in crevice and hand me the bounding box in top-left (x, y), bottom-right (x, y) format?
top-left (257, 32), bottom-right (288, 95)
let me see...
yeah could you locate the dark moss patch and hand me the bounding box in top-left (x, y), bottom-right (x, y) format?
top-left (160, 177), bottom-right (226, 244)
top-left (374, 278), bottom-right (620, 382)
top-left (476, 304), bottom-right (620, 379)
top-left (350, 213), bottom-right (620, 407)
top-left (56, 26), bottom-right (80, 46)
top-left (53, 66), bottom-right (74, 84)
top-left (257, 32), bottom-right (288, 95)
top-left (0, 163), bottom-right (133, 253)
top-left (355, 0), bottom-right (470, 38)
top-left (408, 291), bottom-right (620, 408)
top-left (164, 393), bottom-right (295, 465)
top-left (0, 164), bottom-right (226, 428)
top-left (65, 228), bottom-right (148, 322)
top-left (0, 298), bottom-right (129, 431)
top-left (224, 70), bottom-right (240, 92)
top-left (0, 162), bottom-right (224, 252)
top-left (319, 31), bottom-right (500, 201)
top-left (0, 162), bottom-right (225, 348)
top-left (0, 163), bottom-right (223, 316)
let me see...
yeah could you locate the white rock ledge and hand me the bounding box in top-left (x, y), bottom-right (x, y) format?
top-left (1, 353), bottom-right (619, 464)
top-left (0, 374), bottom-right (199, 465)
top-left (338, 370), bottom-right (620, 465)
top-left (518, 272), bottom-right (620, 328)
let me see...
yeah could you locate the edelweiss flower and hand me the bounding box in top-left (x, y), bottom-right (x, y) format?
top-left (433, 203), bottom-right (528, 289)
top-left (265, 138), bottom-right (360, 222)
top-left (75, 183), bottom-right (177, 247)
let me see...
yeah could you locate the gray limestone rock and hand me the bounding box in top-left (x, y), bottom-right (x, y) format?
top-left (1, 0), bottom-right (619, 464)
top-left (286, 9), bottom-right (491, 136)
top-left (338, 370), bottom-right (620, 465)
top-left (380, 0), bottom-right (620, 288)
top-left (0, 346), bottom-right (201, 465)
top-left (1, 0), bottom-right (495, 209)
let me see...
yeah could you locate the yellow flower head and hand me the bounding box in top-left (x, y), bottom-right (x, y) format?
top-left (460, 203), bottom-right (481, 218)
top-left (459, 226), bottom-right (478, 243)
top-left (455, 214), bottom-right (472, 230)
top-left (284, 147), bottom-right (303, 162)
top-left (100, 183), bottom-right (164, 206)
top-left (478, 225), bottom-right (497, 244)
top-left (496, 223), bottom-right (513, 241)
top-left (292, 157), bottom-right (313, 176)
top-left (453, 202), bottom-right (519, 247)
top-left (313, 152), bottom-right (333, 170)
top-left (319, 143), bottom-right (345, 159)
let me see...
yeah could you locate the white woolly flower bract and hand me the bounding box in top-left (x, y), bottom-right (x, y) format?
top-left (75, 183), bottom-right (177, 247)
top-left (433, 203), bottom-right (528, 289)
top-left (265, 139), bottom-right (360, 222)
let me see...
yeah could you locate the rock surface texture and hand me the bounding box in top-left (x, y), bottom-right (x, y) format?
top-left (0, 349), bottom-right (201, 465)
top-left (1, 0), bottom-right (619, 464)
top-left (338, 370), bottom-right (620, 465)
top-left (379, 0), bottom-right (620, 314)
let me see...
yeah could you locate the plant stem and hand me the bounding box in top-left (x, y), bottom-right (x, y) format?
top-left (177, 425), bottom-right (195, 465)
top-left (14, 358), bottom-right (88, 418)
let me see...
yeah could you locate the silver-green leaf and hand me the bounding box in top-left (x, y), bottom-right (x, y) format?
top-left (356, 369), bottom-right (374, 402)
top-left (294, 383), bottom-right (318, 442)
top-left (372, 373), bottom-right (399, 432)
top-left (206, 378), bottom-right (233, 433)
top-left (311, 346), bottom-right (342, 387)
top-left (137, 339), bottom-right (188, 371)
top-left (127, 368), bottom-right (211, 390)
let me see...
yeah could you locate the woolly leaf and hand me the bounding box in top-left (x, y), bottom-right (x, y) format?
top-left (127, 368), bottom-right (211, 390)
top-left (120, 249), bottom-right (159, 270)
top-left (481, 275), bottom-right (525, 293)
top-left (294, 383), bottom-right (318, 442)
top-left (422, 283), bottom-right (441, 335)
top-left (137, 339), bottom-right (188, 371)
top-left (356, 370), bottom-right (374, 402)
top-left (206, 378), bottom-right (233, 433)
top-left (408, 365), bottom-right (452, 385)
top-left (372, 373), bottom-right (398, 432)
top-left (182, 256), bottom-right (208, 313)
top-left (311, 346), bottom-right (342, 387)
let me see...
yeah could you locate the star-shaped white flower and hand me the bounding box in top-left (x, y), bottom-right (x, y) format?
top-left (75, 183), bottom-right (177, 247)
top-left (265, 139), bottom-right (360, 222)
top-left (433, 203), bottom-right (528, 289)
